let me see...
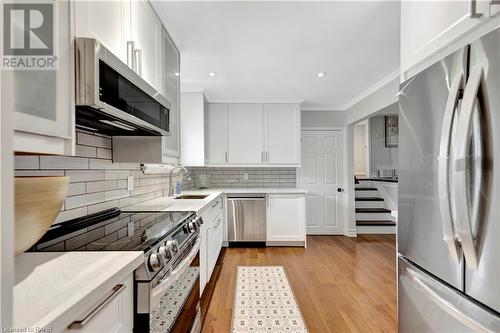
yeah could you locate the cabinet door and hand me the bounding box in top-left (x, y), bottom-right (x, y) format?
top-left (228, 104), bottom-right (264, 164)
top-left (131, 0), bottom-right (162, 89)
top-left (162, 28), bottom-right (180, 160)
top-left (2, 0), bottom-right (73, 154)
top-left (267, 195), bottom-right (306, 243)
top-left (74, 0), bottom-right (129, 63)
top-left (207, 104), bottom-right (229, 164)
top-left (401, 0), bottom-right (490, 76)
top-left (265, 104), bottom-right (300, 165)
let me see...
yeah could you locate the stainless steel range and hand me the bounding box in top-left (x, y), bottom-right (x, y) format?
top-left (31, 208), bottom-right (203, 333)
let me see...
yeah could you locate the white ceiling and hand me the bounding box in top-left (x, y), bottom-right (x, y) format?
top-left (153, 1), bottom-right (400, 110)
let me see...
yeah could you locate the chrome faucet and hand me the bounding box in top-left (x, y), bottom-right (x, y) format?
top-left (168, 165), bottom-right (192, 197)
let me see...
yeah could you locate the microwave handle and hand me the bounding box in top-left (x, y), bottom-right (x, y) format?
top-left (151, 236), bottom-right (200, 300)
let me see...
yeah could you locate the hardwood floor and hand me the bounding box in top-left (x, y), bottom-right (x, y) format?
top-left (201, 235), bottom-right (396, 333)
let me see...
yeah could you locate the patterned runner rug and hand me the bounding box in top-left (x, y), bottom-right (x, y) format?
top-left (231, 266), bottom-right (308, 333)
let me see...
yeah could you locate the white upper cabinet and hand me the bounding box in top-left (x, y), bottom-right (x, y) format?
top-left (401, 0), bottom-right (496, 78)
top-left (3, 0), bottom-right (74, 155)
top-left (180, 92), bottom-right (206, 166)
top-left (74, 0), bottom-right (130, 64)
top-left (130, 0), bottom-right (162, 90)
top-left (162, 29), bottom-right (181, 161)
top-left (207, 104), bottom-right (229, 164)
top-left (228, 104), bottom-right (265, 164)
top-left (264, 104), bottom-right (300, 165)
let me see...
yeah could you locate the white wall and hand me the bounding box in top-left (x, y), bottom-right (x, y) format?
top-left (370, 115), bottom-right (398, 177)
top-left (301, 110), bottom-right (345, 128)
top-left (345, 77), bottom-right (399, 125)
top-left (353, 123), bottom-right (367, 176)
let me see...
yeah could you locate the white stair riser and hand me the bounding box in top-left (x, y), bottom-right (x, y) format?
top-left (356, 212), bottom-right (393, 221)
top-left (357, 225), bottom-right (396, 234)
top-left (355, 200), bottom-right (385, 209)
top-left (356, 181), bottom-right (374, 188)
top-left (355, 190), bottom-right (379, 197)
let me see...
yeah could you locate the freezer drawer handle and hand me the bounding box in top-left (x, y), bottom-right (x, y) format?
top-left (407, 267), bottom-right (494, 332)
top-left (437, 73), bottom-right (463, 264)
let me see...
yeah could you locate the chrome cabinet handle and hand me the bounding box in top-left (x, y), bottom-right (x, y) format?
top-left (211, 200), bottom-right (219, 208)
top-left (225, 152), bottom-right (228, 163)
top-left (261, 151), bottom-right (264, 163)
top-left (127, 41), bottom-right (135, 69)
top-left (214, 218), bottom-right (222, 229)
top-left (437, 73), bottom-right (463, 264)
top-left (453, 66), bottom-right (484, 270)
top-left (134, 49), bottom-right (143, 76)
top-left (68, 284), bottom-right (126, 329)
top-left (265, 151), bottom-right (269, 163)
top-left (470, 0), bottom-right (483, 18)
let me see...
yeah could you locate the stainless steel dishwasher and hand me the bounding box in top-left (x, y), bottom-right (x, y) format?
top-left (227, 194), bottom-right (266, 246)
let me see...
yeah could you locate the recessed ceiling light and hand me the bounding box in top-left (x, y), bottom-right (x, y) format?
top-left (208, 72), bottom-right (217, 77)
top-left (174, 72), bottom-right (180, 77)
top-left (316, 72), bottom-right (327, 78)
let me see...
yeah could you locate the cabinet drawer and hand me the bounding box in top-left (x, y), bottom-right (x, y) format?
top-left (200, 196), bottom-right (223, 226)
top-left (63, 276), bottom-right (133, 333)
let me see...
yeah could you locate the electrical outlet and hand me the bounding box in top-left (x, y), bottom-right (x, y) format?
top-left (243, 173), bottom-right (249, 181)
top-left (127, 176), bottom-right (134, 192)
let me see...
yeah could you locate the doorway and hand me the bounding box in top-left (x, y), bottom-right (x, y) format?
top-left (297, 130), bottom-right (345, 234)
top-left (353, 120), bottom-right (369, 178)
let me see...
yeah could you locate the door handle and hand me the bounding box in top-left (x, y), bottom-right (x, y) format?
top-left (127, 41), bottom-right (135, 69)
top-left (453, 66), bottom-right (484, 270)
top-left (337, 187), bottom-right (344, 192)
top-left (134, 49), bottom-right (143, 76)
top-left (470, 0), bottom-right (483, 18)
top-left (437, 73), bottom-right (463, 264)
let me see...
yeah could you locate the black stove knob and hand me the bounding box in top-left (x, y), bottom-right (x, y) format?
top-left (148, 253), bottom-right (162, 272)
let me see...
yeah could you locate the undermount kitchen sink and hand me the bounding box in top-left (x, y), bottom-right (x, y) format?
top-left (174, 194), bottom-right (209, 200)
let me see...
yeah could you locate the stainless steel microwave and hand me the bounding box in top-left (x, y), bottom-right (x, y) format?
top-left (75, 38), bottom-right (170, 136)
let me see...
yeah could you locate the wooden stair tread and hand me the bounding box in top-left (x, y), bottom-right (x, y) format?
top-left (355, 187), bottom-right (377, 191)
top-left (355, 197), bottom-right (384, 201)
top-left (356, 208), bottom-right (391, 213)
top-left (356, 220), bottom-right (396, 226)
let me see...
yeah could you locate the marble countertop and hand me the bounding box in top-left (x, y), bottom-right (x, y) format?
top-left (14, 251), bottom-right (143, 331)
top-left (123, 188), bottom-right (308, 213)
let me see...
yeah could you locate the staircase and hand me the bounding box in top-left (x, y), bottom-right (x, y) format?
top-left (355, 182), bottom-right (396, 234)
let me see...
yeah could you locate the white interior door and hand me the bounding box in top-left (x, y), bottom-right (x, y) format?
top-left (298, 130), bottom-right (345, 235)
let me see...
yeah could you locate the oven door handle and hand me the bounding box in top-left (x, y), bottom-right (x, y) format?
top-left (151, 236), bottom-right (200, 299)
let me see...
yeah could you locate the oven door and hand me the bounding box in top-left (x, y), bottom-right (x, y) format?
top-left (149, 237), bottom-right (200, 333)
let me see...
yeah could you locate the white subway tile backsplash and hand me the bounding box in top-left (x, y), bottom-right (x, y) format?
top-left (105, 170), bottom-right (130, 180)
top-left (53, 207), bottom-right (88, 224)
top-left (90, 158), bottom-right (120, 170)
top-left (104, 189), bottom-right (129, 201)
top-left (15, 156), bottom-right (39, 169)
top-left (77, 132), bottom-right (112, 149)
top-left (75, 144), bottom-right (97, 158)
top-left (96, 148), bottom-right (112, 159)
top-left (68, 183), bottom-right (86, 196)
top-left (65, 192), bottom-right (105, 210)
top-left (15, 170), bottom-right (64, 177)
top-left (66, 170), bottom-right (105, 182)
top-left (86, 180), bottom-right (118, 193)
top-left (41, 156), bottom-right (89, 170)
top-left (87, 200), bottom-right (119, 214)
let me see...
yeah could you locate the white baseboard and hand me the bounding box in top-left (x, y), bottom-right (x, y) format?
top-left (344, 228), bottom-right (357, 237)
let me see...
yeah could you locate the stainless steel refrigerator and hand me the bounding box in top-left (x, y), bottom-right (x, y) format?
top-left (398, 27), bottom-right (500, 332)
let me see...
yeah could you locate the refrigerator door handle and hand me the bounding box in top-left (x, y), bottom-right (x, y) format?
top-left (437, 73), bottom-right (464, 264)
top-left (453, 66), bottom-right (483, 270)
top-left (406, 266), bottom-right (497, 332)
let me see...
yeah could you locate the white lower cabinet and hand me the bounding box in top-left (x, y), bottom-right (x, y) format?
top-left (199, 195), bottom-right (224, 294)
top-left (266, 194), bottom-right (306, 245)
top-left (63, 274), bottom-right (133, 333)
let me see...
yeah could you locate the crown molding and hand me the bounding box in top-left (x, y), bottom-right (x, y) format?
top-left (300, 105), bottom-right (344, 112)
top-left (207, 98), bottom-right (304, 104)
top-left (341, 68), bottom-right (400, 110)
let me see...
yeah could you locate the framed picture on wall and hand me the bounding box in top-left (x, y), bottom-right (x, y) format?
top-left (385, 115), bottom-right (398, 148)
